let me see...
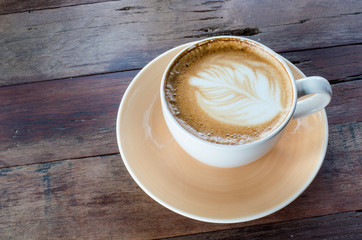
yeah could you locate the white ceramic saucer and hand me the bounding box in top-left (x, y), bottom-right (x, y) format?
top-left (116, 43), bottom-right (328, 223)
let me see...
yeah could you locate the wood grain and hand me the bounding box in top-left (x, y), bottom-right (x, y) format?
top-left (0, 125), bottom-right (361, 240)
top-left (163, 211), bottom-right (362, 240)
top-left (1, 0), bottom-right (361, 239)
top-left (326, 81), bottom-right (362, 125)
top-left (0, 0), bottom-right (113, 15)
top-left (0, 71), bottom-right (133, 167)
top-left (0, 0), bottom-right (361, 86)
top-left (281, 45), bottom-right (362, 83)
top-left (1, 0), bottom-right (360, 18)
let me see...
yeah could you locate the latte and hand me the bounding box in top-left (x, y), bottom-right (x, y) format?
top-left (164, 38), bottom-right (293, 144)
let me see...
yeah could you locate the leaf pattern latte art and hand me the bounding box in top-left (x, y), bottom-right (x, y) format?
top-left (189, 61), bottom-right (283, 126)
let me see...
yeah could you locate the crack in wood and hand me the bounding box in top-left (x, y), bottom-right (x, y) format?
top-left (299, 18), bottom-right (311, 24)
top-left (340, 11), bottom-right (362, 16)
top-left (315, 74), bottom-right (362, 85)
top-left (338, 74), bottom-right (362, 83)
top-left (192, 9), bottom-right (218, 13)
top-left (290, 60), bottom-right (312, 65)
top-left (0, 68), bottom-right (141, 90)
top-left (279, 43), bottom-right (362, 54)
top-left (265, 18), bottom-right (311, 28)
top-left (115, 6), bottom-right (145, 12)
top-left (196, 16), bottom-right (223, 21)
top-left (0, 152), bottom-right (121, 171)
top-left (201, 0), bottom-right (225, 5)
top-left (198, 26), bottom-right (219, 32)
top-left (265, 11), bottom-right (361, 29)
top-left (184, 27), bottom-right (260, 38)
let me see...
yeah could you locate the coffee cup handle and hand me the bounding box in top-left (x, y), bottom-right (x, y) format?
top-left (293, 76), bottom-right (332, 119)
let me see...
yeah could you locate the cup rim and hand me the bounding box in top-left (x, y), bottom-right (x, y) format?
top-left (160, 36), bottom-right (298, 148)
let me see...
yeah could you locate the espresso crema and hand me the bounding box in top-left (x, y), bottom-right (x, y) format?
top-left (165, 39), bottom-right (293, 144)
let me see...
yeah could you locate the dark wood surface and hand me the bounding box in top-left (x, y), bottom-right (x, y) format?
top-left (0, 0), bottom-right (361, 239)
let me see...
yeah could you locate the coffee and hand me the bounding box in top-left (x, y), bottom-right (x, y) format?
top-left (164, 38), bottom-right (293, 144)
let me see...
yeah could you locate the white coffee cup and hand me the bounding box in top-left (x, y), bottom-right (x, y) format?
top-left (160, 36), bottom-right (332, 168)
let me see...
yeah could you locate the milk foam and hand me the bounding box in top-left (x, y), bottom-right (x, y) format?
top-left (189, 60), bottom-right (284, 126)
top-left (165, 38), bottom-right (293, 144)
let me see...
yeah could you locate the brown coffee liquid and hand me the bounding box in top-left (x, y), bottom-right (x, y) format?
top-left (165, 38), bottom-right (293, 144)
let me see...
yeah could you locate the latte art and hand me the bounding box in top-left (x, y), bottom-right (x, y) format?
top-left (189, 60), bottom-right (284, 126)
top-left (165, 38), bottom-right (293, 144)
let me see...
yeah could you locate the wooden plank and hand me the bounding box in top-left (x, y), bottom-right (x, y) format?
top-left (0, 1), bottom-right (359, 239)
top-left (0, 0), bottom-right (112, 15)
top-left (0, 121), bottom-right (360, 239)
top-left (1, 0), bottom-right (360, 18)
top-left (0, 70), bottom-right (360, 167)
top-left (0, 71), bottom-right (133, 167)
top-left (326, 80), bottom-right (362, 125)
top-left (281, 45), bottom-right (362, 83)
top-left (0, 0), bottom-right (361, 86)
top-left (164, 211), bottom-right (362, 239)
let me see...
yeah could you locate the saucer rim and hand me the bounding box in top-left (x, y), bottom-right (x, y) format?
top-left (116, 42), bottom-right (329, 223)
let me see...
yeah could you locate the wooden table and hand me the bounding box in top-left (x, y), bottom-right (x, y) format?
top-left (1, 0), bottom-right (361, 239)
